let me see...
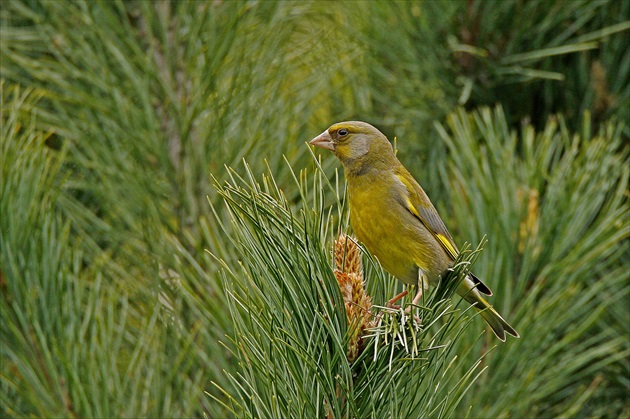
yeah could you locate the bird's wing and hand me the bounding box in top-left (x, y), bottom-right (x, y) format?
top-left (395, 170), bottom-right (458, 257)
top-left (395, 169), bottom-right (493, 295)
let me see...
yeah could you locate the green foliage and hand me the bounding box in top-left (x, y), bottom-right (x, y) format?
top-left (210, 162), bottom-right (489, 418)
top-left (436, 106), bottom-right (629, 417)
top-left (0, 83), bottom-right (224, 417)
top-left (1, 0), bottom-right (628, 417)
top-left (449, 0), bottom-right (630, 130)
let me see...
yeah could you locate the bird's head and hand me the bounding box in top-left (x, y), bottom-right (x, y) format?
top-left (309, 121), bottom-right (395, 172)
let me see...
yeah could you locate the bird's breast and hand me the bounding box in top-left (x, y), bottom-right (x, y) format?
top-left (347, 177), bottom-right (449, 285)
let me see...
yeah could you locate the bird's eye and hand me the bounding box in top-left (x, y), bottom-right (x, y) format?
top-left (338, 128), bottom-right (348, 137)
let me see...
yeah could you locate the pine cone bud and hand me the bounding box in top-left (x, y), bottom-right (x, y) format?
top-left (333, 235), bottom-right (373, 362)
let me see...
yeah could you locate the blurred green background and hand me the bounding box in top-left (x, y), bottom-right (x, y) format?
top-left (1, 1), bottom-right (628, 417)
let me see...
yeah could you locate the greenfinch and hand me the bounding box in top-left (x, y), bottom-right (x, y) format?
top-left (310, 121), bottom-right (518, 341)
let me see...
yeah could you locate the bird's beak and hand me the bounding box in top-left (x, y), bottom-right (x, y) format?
top-left (309, 130), bottom-right (335, 151)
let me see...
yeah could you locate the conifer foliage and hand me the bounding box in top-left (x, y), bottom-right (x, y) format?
top-left (1, 1), bottom-right (628, 417)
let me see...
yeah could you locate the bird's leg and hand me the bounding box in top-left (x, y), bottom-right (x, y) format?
top-left (411, 287), bottom-right (424, 306)
top-left (403, 271), bottom-right (427, 323)
top-left (401, 283), bottom-right (423, 324)
top-left (387, 290), bottom-right (408, 308)
top-left (411, 271), bottom-right (427, 306)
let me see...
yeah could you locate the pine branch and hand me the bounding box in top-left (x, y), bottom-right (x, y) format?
top-left (209, 160), bottom-right (488, 418)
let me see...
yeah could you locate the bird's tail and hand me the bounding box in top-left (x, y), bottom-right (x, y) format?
top-left (458, 276), bottom-right (519, 341)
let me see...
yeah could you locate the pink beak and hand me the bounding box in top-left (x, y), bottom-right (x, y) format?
top-left (309, 130), bottom-right (335, 151)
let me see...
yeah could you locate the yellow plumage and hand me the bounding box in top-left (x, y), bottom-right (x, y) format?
top-left (310, 121), bottom-right (518, 341)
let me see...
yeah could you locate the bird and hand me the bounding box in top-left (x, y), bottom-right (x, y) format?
top-left (310, 121), bottom-right (519, 341)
